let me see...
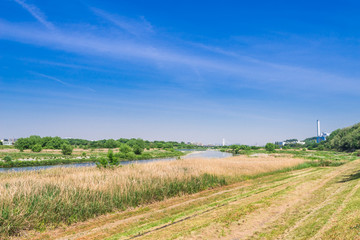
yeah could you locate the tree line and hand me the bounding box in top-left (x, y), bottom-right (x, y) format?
top-left (324, 122), bottom-right (360, 152)
top-left (14, 136), bottom-right (204, 153)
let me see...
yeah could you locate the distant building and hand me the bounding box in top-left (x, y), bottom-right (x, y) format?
top-left (1, 138), bottom-right (16, 145)
top-left (316, 120), bottom-right (330, 143)
top-left (275, 140), bottom-right (305, 146)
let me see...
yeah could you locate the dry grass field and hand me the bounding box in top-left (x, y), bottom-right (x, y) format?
top-left (2, 153), bottom-right (360, 239)
top-left (0, 155), bottom-right (304, 238)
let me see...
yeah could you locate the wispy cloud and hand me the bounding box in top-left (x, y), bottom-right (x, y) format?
top-left (0, 20), bottom-right (358, 95)
top-left (31, 72), bottom-right (96, 92)
top-left (13, 0), bottom-right (55, 30)
top-left (91, 8), bottom-right (153, 36)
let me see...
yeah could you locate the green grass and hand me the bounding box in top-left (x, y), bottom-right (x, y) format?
top-left (0, 145), bottom-right (14, 149)
top-left (0, 173), bottom-right (226, 237)
top-left (0, 150), bottom-right (357, 238)
top-left (0, 150), bottom-right (185, 168)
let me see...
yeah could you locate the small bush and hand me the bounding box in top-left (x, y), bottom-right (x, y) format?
top-left (61, 144), bottom-right (73, 155)
top-left (31, 144), bottom-right (42, 152)
top-left (3, 156), bottom-right (12, 162)
top-left (133, 145), bottom-right (144, 155)
top-left (126, 152), bottom-right (137, 160)
top-left (120, 144), bottom-right (132, 154)
top-left (96, 157), bottom-right (109, 168)
top-left (265, 143), bottom-right (276, 152)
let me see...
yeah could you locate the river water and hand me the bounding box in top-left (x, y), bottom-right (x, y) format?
top-left (0, 150), bottom-right (232, 173)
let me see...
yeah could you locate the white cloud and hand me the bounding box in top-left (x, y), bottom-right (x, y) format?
top-left (13, 0), bottom-right (55, 30)
top-left (91, 8), bottom-right (154, 36)
top-left (31, 72), bottom-right (96, 92)
top-left (0, 19), bottom-right (358, 95)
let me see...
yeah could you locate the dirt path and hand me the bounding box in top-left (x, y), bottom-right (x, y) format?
top-left (15, 160), bottom-right (360, 240)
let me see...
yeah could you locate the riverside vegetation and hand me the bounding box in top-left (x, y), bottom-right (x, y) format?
top-left (0, 136), bottom-right (192, 168)
top-left (0, 149), bottom-right (184, 168)
top-left (0, 150), bottom-right (357, 238)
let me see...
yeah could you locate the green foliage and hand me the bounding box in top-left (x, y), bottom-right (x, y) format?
top-left (3, 156), bottom-right (12, 162)
top-left (133, 145), bottom-right (144, 155)
top-left (15, 136), bottom-right (67, 151)
top-left (96, 157), bottom-right (109, 168)
top-left (119, 144), bottom-right (132, 154)
top-left (31, 144), bottom-right (42, 152)
top-left (317, 145), bottom-right (325, 151)
top-left (61, 144), bottom-right (73, 155)
top-left (15, 136), bottom-right (206, 152)
top-left (81, 152), bottom-right (86, 158)
top-left (265, 143), bottom-right (276, 152)
top-left (0, 158), bottom-right (91, 168)
top-left (0, 173), bottom-right (225, 237)
top-left (227, 145), bottom-right (251, 154)
top-left (0, 150), bottom-right (185, 168)
top-left (104, 139), bottom-right (120, 148)
top-left (96, 150), bottom-right (120, 168)
top-left (325, 123), bottom-right (360, 152)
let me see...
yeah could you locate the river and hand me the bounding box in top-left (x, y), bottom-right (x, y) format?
top-left (0, 150), bottom-right (232, 173)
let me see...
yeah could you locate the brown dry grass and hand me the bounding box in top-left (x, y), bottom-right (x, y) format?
top-left (0, 155), bottom-right (304, 238)
top-left (0, 155), bottom-right (304, 195)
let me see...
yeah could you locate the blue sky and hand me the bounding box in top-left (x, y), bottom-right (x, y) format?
top-left (1, 0), bottom-right (359, 145)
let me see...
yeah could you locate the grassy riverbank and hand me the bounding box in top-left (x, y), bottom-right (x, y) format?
top-left (0, 153), bottom-right (339, 238)
top-left (0, 150), bottom-right (185, 168)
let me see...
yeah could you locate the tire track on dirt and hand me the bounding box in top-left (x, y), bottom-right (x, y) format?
top-left (278, 162), bottom-right (356, 240)
top-left (63, 168), bottom-right (319, 240)
top-left (310, 178), bottom-right (360, 240)
top-left (200, 162), bottom-right (356, 240)
top-left (113, 168), bottom-right (328, 240)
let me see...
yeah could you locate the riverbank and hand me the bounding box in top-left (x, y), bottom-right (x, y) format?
top-left (0, 150), bottom-right (185, 168)
top-left (25, 157), bottom-right (360, 240)
top-left (0, 154), bottom-right (306, 238)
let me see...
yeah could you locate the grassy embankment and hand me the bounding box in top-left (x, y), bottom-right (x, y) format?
top-left (0, 151), bottom-right (355, 238)
top-left (0, 149), bottom-right (184, 168)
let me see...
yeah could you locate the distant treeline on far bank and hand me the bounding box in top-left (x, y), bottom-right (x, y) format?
top-left (11, 135), bottom-right (206, 152)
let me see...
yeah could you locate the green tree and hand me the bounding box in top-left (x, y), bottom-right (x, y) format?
top-left (104, 139), bottom-right (119, 148)
top-left (96, 157), bottom-right (109, 168)
top-left (31, 144), bottom-right (42, 152)
top-left (265, 143), bottom-right (276, 152)
top-left (3, 156), bottom-right (12, 162)
top-left (61, 144), bottom-right (73, 155)
top-left (133, 145), bottom-right (144, 155)
top-left (107, 150), bottom-right (119, 166)
top-left (120, 144), bottom-right (132, 154)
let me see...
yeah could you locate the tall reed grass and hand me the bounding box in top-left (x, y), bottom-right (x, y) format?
top-left (0, 156), bottom-right (304, 237)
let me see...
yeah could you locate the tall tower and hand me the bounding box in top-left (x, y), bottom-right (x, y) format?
top-left (317, 120), bottom-right (321, 143)
top-left (222, 138), bottom-right (225, 146)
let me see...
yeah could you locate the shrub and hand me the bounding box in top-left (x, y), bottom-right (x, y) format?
top-left (133, 145), bottom-right (144, 155)
top-left (265, 143), bottom-right (276, 152)
top-left (120, 144), bottom-right (132, 154)
top-left (107, 150), bottom-right (119, 166)
top-left (61, 144), bottom-right (73, 155)
top-left (317, 145), bottom-right (325, 151)
top-left (81, 152), bottom-right (86, 158)
top-left (3, 156), bottom-right (12, 162)
top-left (126, 152), bottom-right (137, 160)
top-left (96, 150), bottom-right (120, 168)
top-left (96, 157), bottom-right (109, 168)
top-left (31, 144), bottom-right (42, 152)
